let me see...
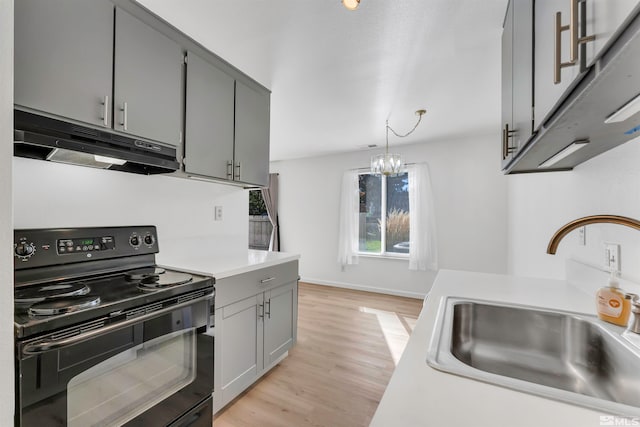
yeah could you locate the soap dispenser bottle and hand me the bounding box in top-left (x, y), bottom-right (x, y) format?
top-left (596, 270), bottom-right (631, 326)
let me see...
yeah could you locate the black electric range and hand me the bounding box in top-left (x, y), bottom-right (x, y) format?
top-left (14, 226), bottom-right (215, 427)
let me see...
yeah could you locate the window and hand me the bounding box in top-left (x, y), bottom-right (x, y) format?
top-left (358, 172), bottom-right (410, 255)
top-left (248, 190), bottom-right (272, 250)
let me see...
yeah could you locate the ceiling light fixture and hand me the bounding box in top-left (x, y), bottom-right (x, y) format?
top-left (371, 109), bottom-right (426, 176)
top-left (342, 0), bottom-right (360, 11)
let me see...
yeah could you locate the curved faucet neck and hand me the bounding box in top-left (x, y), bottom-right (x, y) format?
top-left (547, 215), bottom-right (640, 254)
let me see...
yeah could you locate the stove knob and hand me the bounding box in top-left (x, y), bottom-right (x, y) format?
top-left (129, 235), bottom-right (140, 248)
top-left (15, 242), bottom-right (35, 259)
top-left (143, 234), bottom-right (155, 246)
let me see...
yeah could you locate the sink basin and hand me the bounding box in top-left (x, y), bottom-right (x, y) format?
top-left (427, 297), bottom-right (640, 415)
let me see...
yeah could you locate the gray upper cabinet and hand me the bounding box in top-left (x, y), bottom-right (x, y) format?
top-left (501, 0), bottom-right (533, 169)
top-left (184, 51), bottom-right (235, 180)
top-left (534, 0), bottom-right (639, 129)
top-left (14, 0), bottom-right (114, 128)
top-left (184, 51), bottom-right (271, 187)
top-left (234, 81), bottom-right (271, 187)
top-left (504, 0), bottom-right (640, 173)
top-left (114, 7), bottom-right (183, 147)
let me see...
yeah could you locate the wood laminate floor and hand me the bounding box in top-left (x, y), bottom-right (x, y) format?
top-left (213, 282), bottom-right (424, 427)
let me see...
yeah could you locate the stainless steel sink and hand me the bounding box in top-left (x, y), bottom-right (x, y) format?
top-left (427, 297), bottom-right (640, 415)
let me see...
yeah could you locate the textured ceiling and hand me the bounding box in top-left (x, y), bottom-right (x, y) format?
top-left (138, 0), bottom-right (508, 161)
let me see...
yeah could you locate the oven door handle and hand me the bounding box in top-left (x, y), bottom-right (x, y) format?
top-left (22, 292), bottom-right (214, 356)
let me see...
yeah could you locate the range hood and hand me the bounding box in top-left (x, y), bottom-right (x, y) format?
top-left (505, 7), bottom-right (640, 174)
top-left (14, 110), bottom-right (180, 175)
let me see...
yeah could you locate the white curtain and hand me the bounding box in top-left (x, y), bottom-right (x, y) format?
top-left (260, 173), bottom-right (280, 251)
top-left (408, 163), bottom-right (438, 271)
top-left (337, 170), bottom-right (360, 266)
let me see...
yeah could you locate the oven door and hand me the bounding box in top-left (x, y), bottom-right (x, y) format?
top-left (16, 295), bottom-right (213, 427)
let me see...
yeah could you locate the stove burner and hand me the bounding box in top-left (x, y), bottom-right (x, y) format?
top-left (125, 267), bottom-right (166, 281)
top-left (15, 283), bottom-right (90, 305)
top-left (138, 271), bottom-right (193, 291)
top-left (28, 295), bottom-right (101, 316)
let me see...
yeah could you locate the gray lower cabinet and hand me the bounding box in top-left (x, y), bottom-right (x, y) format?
top-left (14, 0), bottom-right (114, 128)
top-left (184, 51), bottom-right (271, 187)
top-left (114, 7), bottom-right (183, 147)
top-left (213, 261), bottom-right (298, 413)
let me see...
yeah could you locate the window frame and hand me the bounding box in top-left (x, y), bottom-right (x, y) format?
top-left (357, 171), bottom-right (410, 259)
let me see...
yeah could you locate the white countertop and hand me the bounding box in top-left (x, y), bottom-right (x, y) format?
top-left (158, 243), bottom-right (299, 280)
top-left (370, 269), bottom-right (630, 427)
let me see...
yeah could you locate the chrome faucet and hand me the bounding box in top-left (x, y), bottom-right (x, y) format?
top-left (546, 215), bottom-right (640, 254)
top-left (628, 294), bottom-right (640, 334)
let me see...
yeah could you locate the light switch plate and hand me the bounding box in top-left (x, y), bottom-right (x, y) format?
top-left (578, 226), bottom-right (586, 245)
top-left (604, 242), bottom-right (621, 272)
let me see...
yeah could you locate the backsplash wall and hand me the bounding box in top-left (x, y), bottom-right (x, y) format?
top-left (508, 137), bottom-right (640, 282)
top-left (13, 157), bottom-right (249, 261)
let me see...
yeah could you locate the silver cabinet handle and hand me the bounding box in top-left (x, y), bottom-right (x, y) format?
top-left (260, 277), bottom-right (276, 284)
top-left (554, 0), bottom-right (595, 84)
top-left (502, 123), bottom-right (517, 160)
top-left (101, 95), bottom-right (109, 127)
top-left (265, 299), bottom-right (271, 319)
top-left (22, 291), bottom-right (214, 355)
top-left (234, 161), bottom-right (241, 180)
top-left (120, 102), bottom-right (128, 131)
top-left (258, 303), bottom-right (264, 319)
top-left (226, 161), bottom-right (233, 179)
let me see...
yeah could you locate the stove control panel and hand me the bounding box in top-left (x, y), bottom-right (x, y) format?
top-left (14, 226), bottom-right (159, 270)
top-left (57, 236), bottom-right (115, 255)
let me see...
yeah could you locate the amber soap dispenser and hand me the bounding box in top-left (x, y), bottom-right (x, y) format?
top-left (596, 270), bottom-right (631, 326)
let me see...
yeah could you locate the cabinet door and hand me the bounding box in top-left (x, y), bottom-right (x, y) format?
top-left (114, 7), bottom-right (183, 146)
top-left (14, 0), bottom-right (114, 127)
top-left (501, 0), bottom-right (514, 167)
top-left (264, 281), bottom-right (298, 368)
top-left (512, 0), bottom-right (533, 151)
top-left (586, 0), bottom-right (639, 65)
top-left (218, 294), bottom-right (264, 407)
top-left (234, 80), bottom-right (270, 186)
top-left (534, 0), bottom-right (581, 128)
top-left (533, 0), bottom-right (638, 129)
top-left (184, 52), bottom-right (235, 179)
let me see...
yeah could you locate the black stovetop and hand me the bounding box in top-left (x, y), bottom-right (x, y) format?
top-left (13, 226), bottom-right (214, 340)
top-left (14, 266), bottom-right (213, 340)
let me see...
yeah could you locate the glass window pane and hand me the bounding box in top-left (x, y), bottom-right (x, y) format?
top-left (358, 174), bottom-right (381, 253)
top-left (386, 172), bottom-right (410, 253)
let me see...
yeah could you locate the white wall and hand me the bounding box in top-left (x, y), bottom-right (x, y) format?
top-left (271, 133), bottom-right (508, 298)
top-left (508, 137), bottom-right (640, 282)
top-left (13, 158), bottom-right (249, 265)
top-left (0, 0), bottom-right (13, 420)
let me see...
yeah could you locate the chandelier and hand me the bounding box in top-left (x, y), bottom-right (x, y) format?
top-left (371, 109), bottom-right (426, 176)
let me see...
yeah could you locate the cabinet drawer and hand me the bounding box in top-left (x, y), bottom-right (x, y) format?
top-left (216, 261), bottom-right (298, 307)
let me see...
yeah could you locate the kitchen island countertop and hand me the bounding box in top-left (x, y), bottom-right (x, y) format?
top-left (370, 269), bottom-right (625, 427)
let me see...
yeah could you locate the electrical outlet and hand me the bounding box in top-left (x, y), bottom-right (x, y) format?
top-left (578, 226), bottom-right (586, 246)
top-left (604, 243), bottom-right (621, 272)
top-left (214, 206), bottom-right (223, 221)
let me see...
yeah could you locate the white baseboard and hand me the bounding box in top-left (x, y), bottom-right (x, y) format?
top-left (299, 276), bottom-right (426, 299)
